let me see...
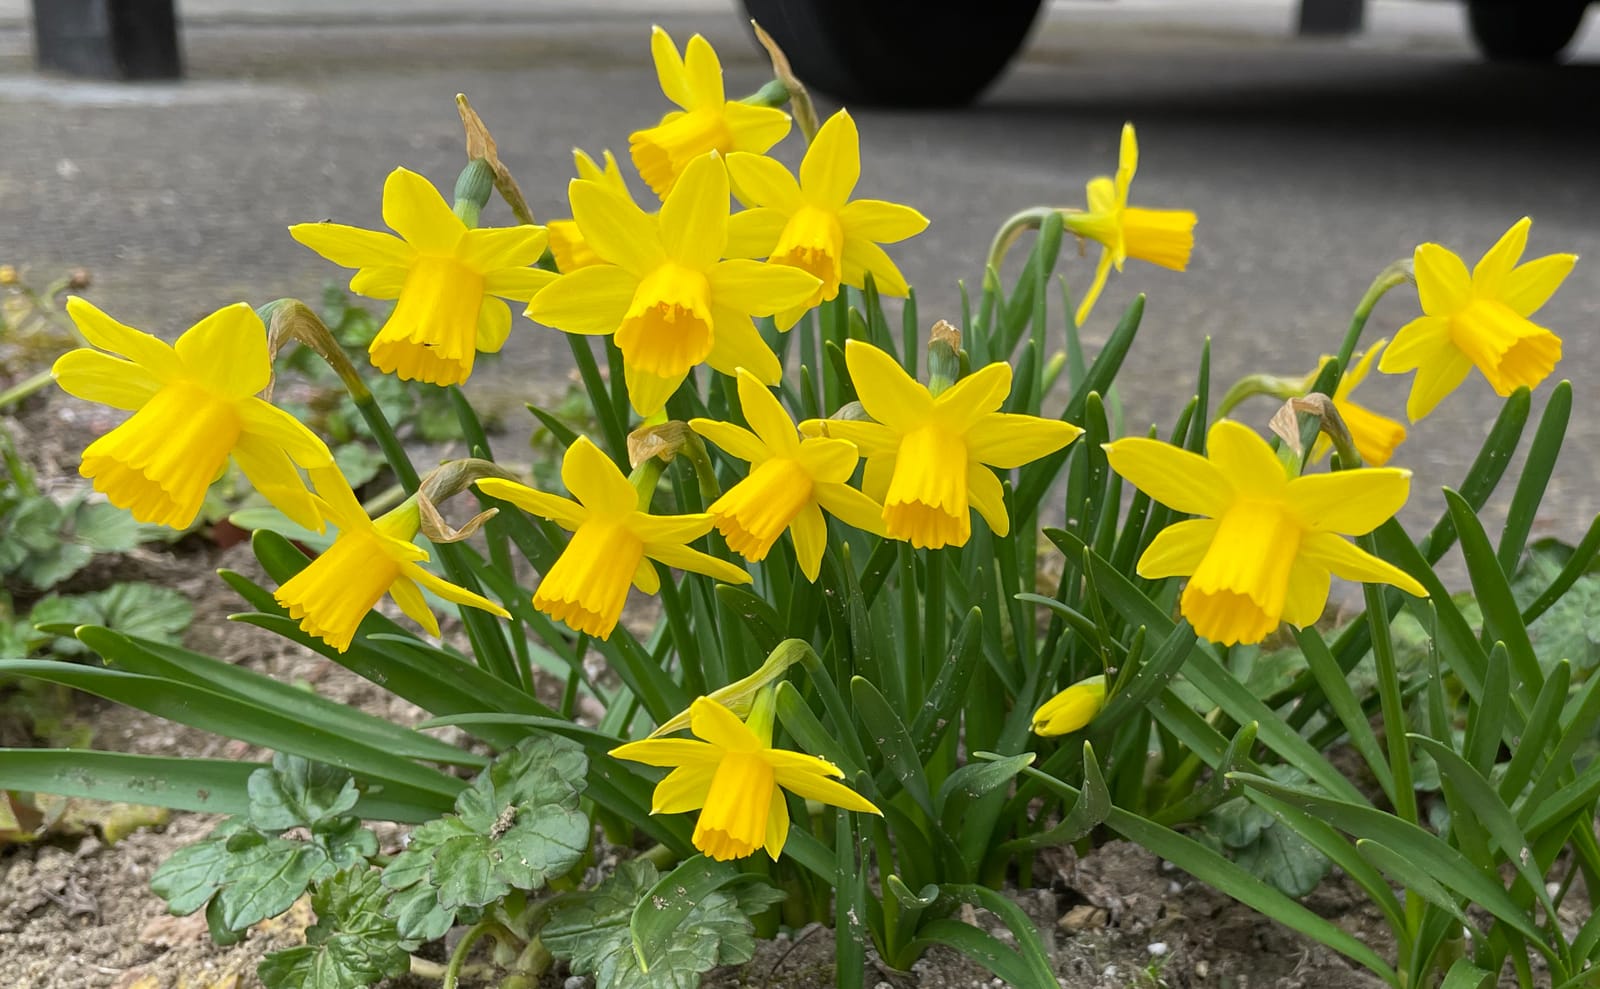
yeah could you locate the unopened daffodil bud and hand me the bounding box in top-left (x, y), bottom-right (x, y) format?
top-left (650, 638), bottom-right (811, 738)
top-left (1032, 675), bottom-right (1109, 737)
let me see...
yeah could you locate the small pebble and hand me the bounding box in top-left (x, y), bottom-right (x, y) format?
top-left (1103, 964), bottom-right (1119, 977)
top-left (563, 977), bottom-right (588, 989)
top-left (1148, 942), bottom-right (1169, 957)
top-left (1168, 880), bottom-right (1183, 895)
top-left (1547, 882), bottom-right (1562, 899)
top-left (1160, 859), bottom-right (1177, 872)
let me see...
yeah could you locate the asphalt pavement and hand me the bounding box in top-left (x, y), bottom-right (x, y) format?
top-left (1, 0), bottom-right (1598, 545)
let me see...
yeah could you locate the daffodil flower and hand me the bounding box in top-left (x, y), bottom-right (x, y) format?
top-left (275, 467), bottom-right (510, 653)
top-left (1062, 123), bottom-right (1198, 327)
top-left (475, 436), bottom-right (751, 639)
top-left (52, 298), bottom-right (331, 531)
top-left (690, 368), bottom-right (887, 580)
top-left (1309, 341), bottom-right (1407, 467)
top-left (289, 167), bottom-right (555, 387)
top-left (547, 149), bottom-right (639, 273)
top-left (805, 341), bottom-right (1083, 550)
top-left (527, 153), bottom-right (820, 417)
top-left (629, 26), bottom-right (791, 198)
top-left (1105, 420), bottom-right (1427, 647)
top-left (725, 110), bottom-right (928, 330)
top-left (1032, 675), bottom-right (1108, 737)
top-left (1379, 217), bottom-right (1577, 421)
top-left (611, 692), bottom-right (881, 862)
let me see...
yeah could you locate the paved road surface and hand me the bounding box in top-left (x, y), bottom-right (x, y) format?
top-left (1, 1), bottom-right (1597, 547)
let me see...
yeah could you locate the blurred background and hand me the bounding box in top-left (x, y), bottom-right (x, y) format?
top-left (1, 0), bottom-right (1597, 539)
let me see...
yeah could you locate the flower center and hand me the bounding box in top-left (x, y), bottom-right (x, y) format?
top-left (772, 206), bottom-right (844, 305)
top-left (616, 263), bottom-right (715, 379)
top-left (1449, 299), bottom-right (1562, 397)
top-left (630, 108), bottom-right (734, 198)
top-left (1182, 502), bottom-right (1302, 646)
top-left (1119, 207), bottom-right (1196, 271)
top-left (78, 381), bottom-right (242, 529)
top-left (275, 528), bottom-right (403, 652)
top-left (881, 428), bottom-right (971, 550)
top-left (371, 256), bottom-right (486, 387)
top-left (692, 751), bottom-right (775, 862)
top-left (533, 521), bottom-right (646, 640)
top-left (709, 457), bottom-right (814, 562)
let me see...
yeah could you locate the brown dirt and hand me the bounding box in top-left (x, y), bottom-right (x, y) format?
top-left (0, 389), bottom-right (1502, 989)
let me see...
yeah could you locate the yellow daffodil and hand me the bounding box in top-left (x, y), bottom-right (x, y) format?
top-left (725, 110), bottom-right (929, 329)
top-left (1062, 123), bottom-right (1198, 327)
top-left (804, 341), bottom-right (1083, 550)
top-left (1032, 675), bottom-right (1108, 737)
top-left (475, 436), bottom-right (751, 639)
top-left (611, 691), bottom-right (881, 861)
top-left (52, 298), bottom-right (331, 531)
top-left (527, 153), bottom-right (819, 417)
top-left (690, 368), bottom-right (887, 581)
top-left (1105, 420), bottom-right (1427, 647)
top-left (629, 26), bottom-right (790, 198)
top-left (1378, 217), bottom-right (1577, 421)
top-left (275, 467), bottom-right (510, 652)
top-left (289, 167), bottom-right (555, 387)
top-left (1308, 341), bottom-right (1407, 467)
top-left (547, 149), bottom-right (638, 273)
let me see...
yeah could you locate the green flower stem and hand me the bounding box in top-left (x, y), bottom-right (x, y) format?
top-left (678, 428), bottom-right (723, 506)
top-left (740, 78), bottom-right (789, 109)
top-left (0, 368), bottom-right (54, 410)
top-left (443, 919), bottom-right (520, 989)
top-left (1215, 373), bottom-right (1302, 418)
top-left (985, 207), bottom-right (1055, 273)
top-left (1334, 260), bottom-right (1411, 372)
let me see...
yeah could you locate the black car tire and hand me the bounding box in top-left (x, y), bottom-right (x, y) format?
top-left (1467, 0), bottom-right (1588, 61)
top-left (741, 0), bottom-right (1045, 107)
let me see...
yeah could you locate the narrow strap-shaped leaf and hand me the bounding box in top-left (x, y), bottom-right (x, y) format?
top-left (851, 676), bottom-right (935, 820)
top-left (0, 749), bottom-right (258, 816)
top-left (937, 753), bottom-right (1035, 834)
top-left (1520, 669), bottom-right (1600, 826)
top-left (1522, 515), bottom-right (1600, 626)
top-left (526, 403), bottom-right (581, 448)
top-left (911, 607), bottom-right (982, 760)
top-left (1096, 621), bottom-right (1195, 730)
top-left (1498, 660), bottom-right (1573, 803)
top-left (714, 585), bottom-right (783, 655)
top-left (1439, 957), bottom-right (1495, 989)
top-left (1297, 626), bottom-right (1394, 802)
top-left (1355, 837), bottom-right (1476, 933)
top-left (1000, 742), bottom-right (1111, 853)
top-left (939, 884), bottom-right (1059, 989)
top-left (835, 811), bottom-right (868, 989)
top-left (1445, 488), bottom-right (1543, 701)
top-left (1465, 644), bottom-right (1512, 776)
top-left (908, 921), bottom-right (1036, 988)
top-left (775, 681), bottom-right (866, 777)
top-left (1497, 381), bottom-right (1570, 575)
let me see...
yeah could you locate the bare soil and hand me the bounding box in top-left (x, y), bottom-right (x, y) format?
top-left (0, 389), bottom-right (1463, 989)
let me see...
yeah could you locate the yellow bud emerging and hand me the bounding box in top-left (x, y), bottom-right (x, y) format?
top-left (1032, 675), bottom-right (1109, 737)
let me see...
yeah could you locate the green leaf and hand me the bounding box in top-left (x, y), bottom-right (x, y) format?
top-left (214, 830), bottom-right (334, 932)
top-left (150, 818), bottom-right (249, 915)
top-left (1000, 742), bottom-right (1111, 854)
top-left (70, 500), bottom-right (142, 553)
top-left (0, 749), bottom-right (261, 816)
top-left (1354, 838), bottom-right (1473, 931)
top-left (248, 754), bottom-right (361, 831)
top-left (258, 866), bottom-right (410, 989)
top-left (545, 858), bottom-right (765, 989)
top-left (850, 676), bottom-right (935, 819)
top-left (1439, 957), bottom-right (1494, 989)
top-left (937, 753), bottom-right (1035, 834)
top-left (1231, 819), bottom-right (1330, 897)
top-left (1445, 488), bottom-right (1543, 701)
top-left (30, 583), bottom-right (193, 656)
top-left (630, 856), bottom-right (775, 974)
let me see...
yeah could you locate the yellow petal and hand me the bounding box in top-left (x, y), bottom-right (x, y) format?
top-left (1503, 252), bottom-right (1578, 318)
top-left (813, 481), bottom-right (888, 539)
top-left (1074, 250), bottom-right (1115, 328)
top-left (1286, 468), bottom-right (1411, 536)
top-left (307, 464), bottom-right (369, 532)
top-left (840, 237), bottom-right (910, 296)
top-left (1337, 398), bottom-right (1407, 468)
top-left (1413, 242), bottom-right (1471, 315)
top-left (174, 303), bottom-right (270, 398)
top-left (769, 756), bottom-right (881, 814)
top-left (704, 308), bottom-right (782, 384)
top-left (934, 362), bottom-right (1012, 426)
top-left (569, 178), bottom-right (665, 275)
top-left (844, 340), bottom-right (932, 431)
top-left (1084, 176), bottom-right (1118, 219)
top-left (1299, 532), bottom-right (1426, 597)
top-left (611, 736), bottom-right (721, 768)
top-left (1103, 437), bottom-right (1233, 518)
top-left (630, 512), bottom-right (716, 545)
top-left (725, 207), bottom-right (789, 259)
top-left (1136, 518), bottom-right (1218, 579)
top-left (764, 786), bottom-right (790, 859)
top-left (689, 697), bottom-right (761, 751)
top-left (690, 418), bottom-right (769, 465)
top-left (1378, 315), bottom-right (1451, 374)
top-left (659, 153), bottom-right (728, 270)
top-left (837, 199), bottom-right (929, 244)
top-left (1340, 338), bottom-right (1385, 394)
top-left (1471, 216), bottom-right (1529, 294)
top-left (633, 556), bottom-right (661, 594)
top-left (1032, 675), bottom-right (1109, 736)
top-left (52, 349), bottom-right (161, 411)
top-left (382, 167), bottom-right (465, 254)
top-left (1404, 347), bottom-right (1474, 422)
top-left (789, 501), bottom-right (827, 582)
top-left (476, 297), bottom-right (512, 353)
top-left (735, 367), bottom-right (800, 454)
top-left (653, 764), bottom-right (717, 813)
top-left (623, 362), bottom-right (688, 418)
top-left (1281, 559), bottom-right (1330, 629)
top-left (648, 25), bottom-right (693, 108)
top-left (708, 258), bottom-right (820, 317)
top-left (407, 562), bottom-right (511, 619)
top-left (526, 264), bottom-right (637, 336)
top-left (726, 153), bottom-right (802, 212)
top-left (793, 437), bottom-right (856, 484)
top-left (562, 436), bottom-right (638, 518)
top-left (645, 540), bottom-right (752, 585)
top-left (1204, 420), bottom-right (1287, 500)
top-left (966, 413), bottom-right (1083, 470)
top-left (350, 266), bottom-right (409, 299)
top-left (800, 110), bottom-right (860, 209)
top-left (721, 101), bottom-right (792, 156)
top-left (387, 575), bottom-right (441, 638)
top-left (289, 222), bottom-right (416, 269)
top-left (457, 225), bottom-right (549, 273)
top-left (968, 464), bottom-right (1009, 537)
top-left (680, 33), bottom-right (725, 107)
top-left (65, 297), bottom-right (182, 380)
top-left (1114, 121), bottom-right (1138, 202)
top-left (807, 418), bottom-right (901, 459)
top-left (232, 432), bottom-right (323, 533)
top-left (238, 399), bottom-right (334, 468)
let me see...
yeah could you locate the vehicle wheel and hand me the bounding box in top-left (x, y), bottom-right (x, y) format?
top-left (1467, 0), bottom-right (1588, 61)
top-left (742, 0), bottom-right (1045, 107)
